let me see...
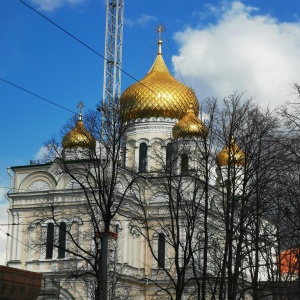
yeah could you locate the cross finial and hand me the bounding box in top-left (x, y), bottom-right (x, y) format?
top-left (155, 24), bottom-right (166, 55)
top-left (155, 23), bottom-right (166, 41)
top-left (77, 101), bottom-right (84, 120)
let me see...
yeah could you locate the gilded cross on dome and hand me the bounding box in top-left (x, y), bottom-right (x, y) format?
top-left (155, 23), bottom-right (166, 40)
top-left (155, 24), bottom-right (166, 55)
top-left (77, 101), bottom-right (84, 120)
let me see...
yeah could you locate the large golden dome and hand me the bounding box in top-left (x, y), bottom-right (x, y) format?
top-left (120, 40), bottom-right (199, 121)
top-left (62, 115), bottom-right (96, 150)
top-left (172, 104), bottom-right (207, 139)
top-left (216, 137), bottom-right (246, 167)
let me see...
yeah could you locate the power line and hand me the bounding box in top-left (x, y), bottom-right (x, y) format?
top-left (0, 77), bottom-right (76, 115)
top-left (18, 0), bottom-right (157, 96)
top-left (0, 216), bottom-right (134, 226)
top-left (0, 227), bottom-right (37, 252)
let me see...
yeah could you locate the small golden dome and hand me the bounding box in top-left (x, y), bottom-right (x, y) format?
top-left (62, 115), bottom-right (96, 150)
top-left (120, 40), bottom-right (199, 121)
top-left (172, 104), bottom-right (207, 139)
top-left (217, 137), bottom-right (245, 167)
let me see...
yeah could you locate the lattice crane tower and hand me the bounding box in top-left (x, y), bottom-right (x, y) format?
top-left (102, 0), bottom-right (124, 106)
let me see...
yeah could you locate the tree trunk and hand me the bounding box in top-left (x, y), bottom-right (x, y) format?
top-left (99, 234), bottom-right (109, 300)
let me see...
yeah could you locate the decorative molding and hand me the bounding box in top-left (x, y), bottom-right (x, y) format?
top-left (128, 223), bottom-right (139, 237)
top-left (28, 180), bottom-right (50, 191)
top-left (126, 117), bottom-right (178, 125)
top-left (66, 179), bottom-right (81, 190)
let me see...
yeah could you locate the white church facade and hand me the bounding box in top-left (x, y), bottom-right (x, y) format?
top-left (5, 38), bottom-right (273, 300)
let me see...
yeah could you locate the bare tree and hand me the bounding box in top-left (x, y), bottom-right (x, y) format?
top-left (215, 95), bottom-right (281, 299)
top-left (270, 84), bottom-right (300, 298)
top-left (20, 92), bottom-right (289, 300)
top-left (126, 94), bottom-right (282, 300)
top-left (26, 99), bottom-right (138, 300)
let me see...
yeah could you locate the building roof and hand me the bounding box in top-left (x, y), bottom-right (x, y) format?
top-left (0, 265), bottom-right (42, 300)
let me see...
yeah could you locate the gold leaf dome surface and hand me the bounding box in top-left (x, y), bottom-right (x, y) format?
top-left (172, 105), bottom-right (207, 139)
top-left (216, 137), bottom-right (245, 167)
top-left (120, 42), bottom-right (199, 121)
top-left (62, 117), bottom-right (96, 150)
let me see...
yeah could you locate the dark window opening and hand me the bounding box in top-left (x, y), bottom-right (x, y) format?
top-left (58, 222), bottom-right (66, 258)
top-left (122, 146), bottom-right (126, 168)
top-left (181, 154), bottom-right (189, 175)
top-left (158, 233), bottom-right (165, 267)
top-left (139, 143), bottom-right (148, 172)
top-left (46, 223), bottom-right (54, 259)
top-left (166, 143), bottom-right (174, 172)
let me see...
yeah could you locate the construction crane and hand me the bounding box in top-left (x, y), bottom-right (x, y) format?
top-left (102, 0), bottom-right (124, 107)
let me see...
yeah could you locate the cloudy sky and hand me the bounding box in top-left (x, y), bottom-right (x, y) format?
top-left (0, 0), bottom-right (300, 264)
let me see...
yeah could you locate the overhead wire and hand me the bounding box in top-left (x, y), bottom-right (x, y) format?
top-left (0, 227), bottom-right (37, 252)
top-left (0, 1), bottom-right (191, 240)
top-left (18, 0), bottom-right (158, 97)
top-left (0, 1), bottom-right (197, 261)
top-left (0, 77), bottom-right (76, 115)
top-left (0, 219), bottom-right (143, 226)
top-left (2, 2), bottom-right (183, 114)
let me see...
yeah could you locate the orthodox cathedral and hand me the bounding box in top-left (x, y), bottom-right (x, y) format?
top-left (5, 37), bottom-right (260, 300)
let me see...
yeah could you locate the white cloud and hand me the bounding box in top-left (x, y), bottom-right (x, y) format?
top-left (34, 145), bottom-right (59, 162)
top-left (30, 0), bottom-right (87, 12)
top-left (34, 146), bottom-right (48, 160)
top-left (172, 1), bottom-right (300, 109)
top-left (125, 14), bottom-right (156, 28)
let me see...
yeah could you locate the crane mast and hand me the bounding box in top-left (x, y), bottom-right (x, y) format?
top-left (103, 0), bottom-right (124, 107)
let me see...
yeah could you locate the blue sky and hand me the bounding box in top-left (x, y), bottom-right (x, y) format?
top-left (0, 0), bottom-right (300, 263)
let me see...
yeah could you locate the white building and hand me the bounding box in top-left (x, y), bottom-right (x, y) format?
top-left (6, 38), bottom-right (272, 300)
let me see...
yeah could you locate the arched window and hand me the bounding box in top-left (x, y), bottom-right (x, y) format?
top-left (58, 222), bottom-right (67, 258)
top-left (158, 233), bottom-right (165, 267)
top-left (46, 223), bottom-right (54, 259)
top-left (139, 143), bottom-right (148, 172)
top-left (181, 154), bottom-right (189, 175)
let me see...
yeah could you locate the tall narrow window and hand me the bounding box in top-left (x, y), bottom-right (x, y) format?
top-left (58, 222), bottom-right (66, 258)
top-left (181, 154), bottom-right (189, 175)
top-left (122, 146), bottom-right (127, 168)
top-left (158, 233), bottom-right (165, 267)
top-left (166, 143), bottom-right (174, 172)
top-left (46, 223), bottom-right (54, 259)
top-left (139, 143), bottom-right (148, 172)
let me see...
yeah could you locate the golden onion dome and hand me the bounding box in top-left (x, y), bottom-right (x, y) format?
top-left (216, 137), bottom-right (246, 167)
top-left (120, 39), bottom-right (199, 121)
top-left (172, 104), bottom-right (207, 139)
top-left (62, 114), bottom-right (96, 150)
